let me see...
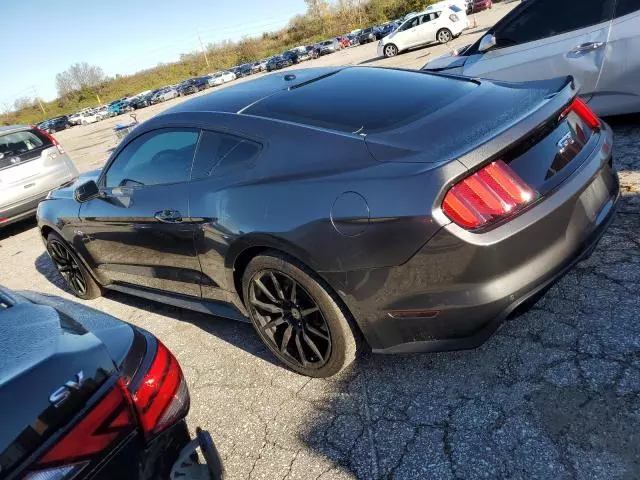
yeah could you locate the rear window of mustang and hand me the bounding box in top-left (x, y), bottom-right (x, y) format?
top-left (244, 67), bottom-right (477, 134)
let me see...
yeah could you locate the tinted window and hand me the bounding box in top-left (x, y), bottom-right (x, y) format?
top-left (105, 129), bottom-right (199, 188)
top-left (0, 130), bottom-right (50, 169)
top-left (615, 0), bottom-right (640, 17)
top-left (245, 68), bottom-right (476, 133)
top-left (400, 17), bottom-right (420, 30)
top-left (191, 131), bottom-right (260, 179)
top-left (496, 0), bottom-right (614, 48)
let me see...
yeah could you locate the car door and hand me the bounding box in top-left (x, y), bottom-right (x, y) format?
top-left (415, 12), bottom-right (441, 46)
top-left (462, 0), bottom-right (615, 101)
top-left (589, 0), bottom-right (640, 115)
top-left (188, 130), bottom-right (262, 302)
top-left (395, 16), bottom-right (421, 50)
top-left (76, 128), bottom-right (204, 297)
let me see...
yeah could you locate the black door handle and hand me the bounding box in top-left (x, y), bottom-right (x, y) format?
top-left (154, 209), bottom-right (183, 223)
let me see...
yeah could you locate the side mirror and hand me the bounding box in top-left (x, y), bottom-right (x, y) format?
top-left (74, 180), bottom-right (100, 203)
top-left (478, 34), bottom-right (496, 52)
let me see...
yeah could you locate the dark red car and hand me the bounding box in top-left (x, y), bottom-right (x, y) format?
top-left (472, 0), bottom-right (492, 12)
top-left (336, 36), bottom-right (350, 49)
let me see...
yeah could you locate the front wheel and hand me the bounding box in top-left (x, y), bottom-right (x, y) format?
top-left (383, 43), bottom-right (398, 57)
top-left (46, 232), bottom-right (102, 300)
top-left (437, 28), bottom-right (453, 44)
top-left (243, 252), bottom-right (358, 377)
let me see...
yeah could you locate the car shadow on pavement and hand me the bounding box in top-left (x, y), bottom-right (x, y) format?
top-left (0, 217), bottom-right (37, 243)
top-left (33, 250), bottom-right (283, 368)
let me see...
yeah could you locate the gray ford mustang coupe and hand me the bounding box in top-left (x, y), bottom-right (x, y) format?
top-left (37, 67), bottom-right (619, 377)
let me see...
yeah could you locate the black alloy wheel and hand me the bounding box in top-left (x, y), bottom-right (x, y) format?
top-left (249, 270), bottom-right (332, 369)
top-left (243, 252), bottom-right (358, 377)
top-left (46, 232), bottom-right (102, 300)
top-left (47, 239), bottom-right (88, 296)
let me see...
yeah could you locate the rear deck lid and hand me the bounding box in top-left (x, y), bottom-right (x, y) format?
top-left (0, 289), bottom-right (130, 475)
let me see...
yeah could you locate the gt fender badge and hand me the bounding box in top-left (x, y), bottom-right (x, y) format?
top-left (49, 370), bottom-right (85, 407)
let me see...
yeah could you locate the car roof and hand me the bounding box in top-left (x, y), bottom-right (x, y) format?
top-left (163, 67), bottom-right (477, 134)
top-left (0, 125), bottom-right (30, 135)
top-left (164, 67), bottom-right (341, 116)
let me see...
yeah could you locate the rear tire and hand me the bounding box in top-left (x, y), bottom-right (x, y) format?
top-left (437, 28), bottom-right (453, 44)
top-left (383, 43), bottom-right (399, 57)
top-left (242, 252), bottom-right (358, 378)
top-left (46, 232), bottom-right (102, 300)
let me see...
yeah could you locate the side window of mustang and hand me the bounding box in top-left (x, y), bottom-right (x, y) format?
top-left (104, 129), bottom-right (199, 188)
top-left (191, 130), bottom-right (261, 179)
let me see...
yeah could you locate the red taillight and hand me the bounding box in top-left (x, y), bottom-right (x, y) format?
top-left (32, 127), bottom-right (65, 154)
top-left (131, 340), bottom-right (189, 438)
top-left (27, 380), bottom-right (134, 478)
top-left (560, 97), bottom-right (600, 130)
top-left (442, 160), bottom-right (537, 229)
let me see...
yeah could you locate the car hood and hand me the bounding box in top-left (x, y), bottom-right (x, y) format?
top-left (0, 289), bottom-right (133, 470)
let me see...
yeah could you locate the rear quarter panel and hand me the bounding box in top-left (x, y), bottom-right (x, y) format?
top-left (180, 112), bottom-right (464, 292)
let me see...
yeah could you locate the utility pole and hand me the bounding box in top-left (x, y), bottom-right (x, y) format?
top-left (31, 86), bottom-right (46, 115)
top-left (198, 30), bottom-right (211, 69)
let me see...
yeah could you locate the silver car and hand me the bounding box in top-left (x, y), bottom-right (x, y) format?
top-left (0, 126), bottom-right (78, 227)
top-left (423, 0), bottom-right (640, 116)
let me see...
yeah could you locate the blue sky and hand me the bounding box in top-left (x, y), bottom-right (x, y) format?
top-left (1, 0), bottom-right (308, 104)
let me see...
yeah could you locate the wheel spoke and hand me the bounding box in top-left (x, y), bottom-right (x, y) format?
top-left (280, 325), bottom-right (293, 354)
top-left (260, 315), bottom-right (285, 332)
top-left (290, 281), bottom-right (297, 303)
top-left (302, 332), bottom-right (325, 363)
top-left (255, 278), bottom-right (278, 303)
top-left (301, 306), bottom-right (318, 317)
top-left (306, 324), bottom-right (330, 341)
top-left (295, 331), bottom-right (309, 366)
top-left (269, 272), bottom-right (285, 300)
top-left (71, 274), bottom-right (86, 295)
top-left (250, 297), bottom-right (283, 314)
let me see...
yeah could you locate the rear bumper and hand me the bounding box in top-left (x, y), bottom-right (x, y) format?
top-left (0, 191), bottom-right (47, 226)
top-left (1, 175), bottom-right (77, 228)
top-left (327, 125), bottom-right (619, 353)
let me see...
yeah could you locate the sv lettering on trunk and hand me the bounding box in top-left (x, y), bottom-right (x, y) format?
top-left (48, 371), bottom-right (85, 407)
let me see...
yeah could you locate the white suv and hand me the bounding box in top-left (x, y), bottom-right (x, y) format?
top-left (378, 7), bottom-right (465, 57)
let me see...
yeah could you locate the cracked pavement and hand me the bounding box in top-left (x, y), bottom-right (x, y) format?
top-left (1, 16), bottom-right (639, 480)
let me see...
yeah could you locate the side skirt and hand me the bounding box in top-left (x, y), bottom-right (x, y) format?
top-left (104, 283), bottom-right (250, 323)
